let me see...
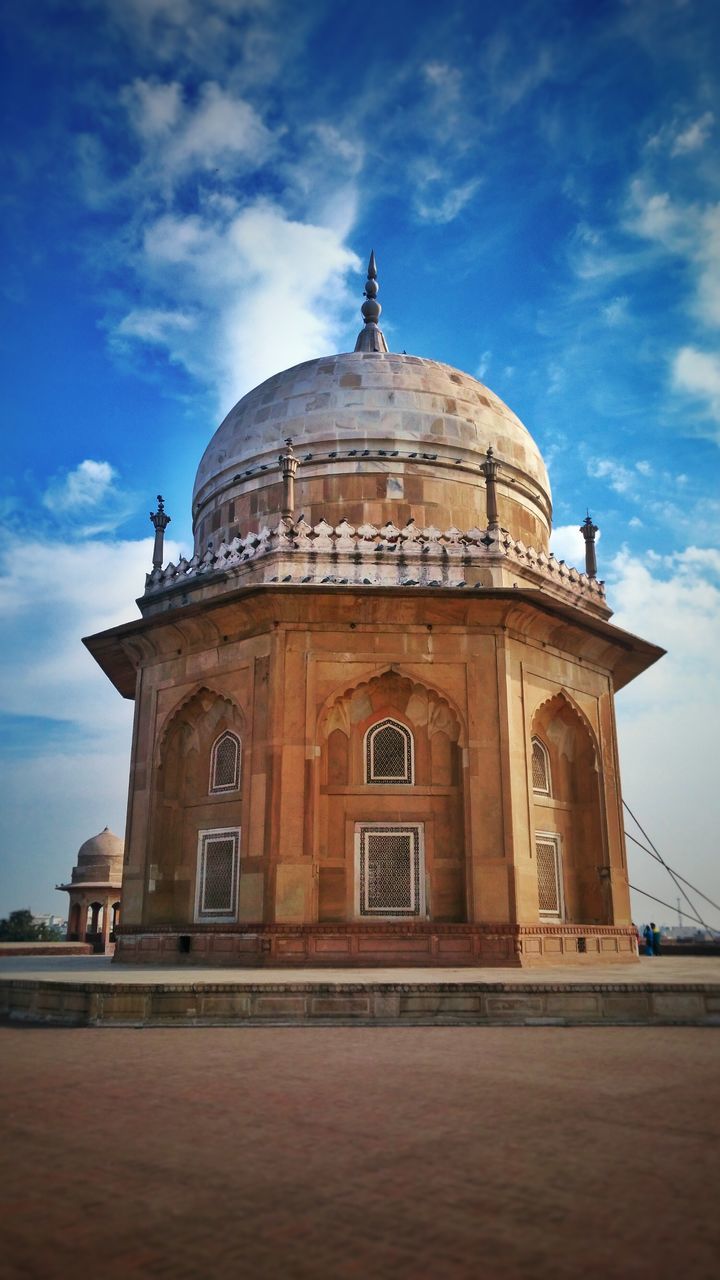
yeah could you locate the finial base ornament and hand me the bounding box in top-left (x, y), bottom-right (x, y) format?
top-left (150, 495), bottom-right (171, 570)
top-left (480, 447), bottom-right (501, 530)
top-left (354, 250), bottom-right (389, 353)
top-left (279, 438), bottom-right (299, 519)
top-left (580, 513), bottom-right (599, 579)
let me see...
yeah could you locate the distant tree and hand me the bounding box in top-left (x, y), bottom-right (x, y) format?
top-left (0, 909), bottom-right (62, 942)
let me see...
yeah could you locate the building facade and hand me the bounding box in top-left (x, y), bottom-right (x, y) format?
top-left (85, 260), bottom-right (662, 966)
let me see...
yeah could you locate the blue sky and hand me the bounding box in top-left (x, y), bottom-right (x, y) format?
top-left (1, 0), bottom-right (719, 928)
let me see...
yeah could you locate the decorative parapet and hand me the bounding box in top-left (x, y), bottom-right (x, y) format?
top-left (142, 517), bottom-right (608, 615)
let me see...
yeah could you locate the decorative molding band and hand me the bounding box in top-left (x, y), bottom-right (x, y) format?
top-left (143, 516), bottom-right (607, 610)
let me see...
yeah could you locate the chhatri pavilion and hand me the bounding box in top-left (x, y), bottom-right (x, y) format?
top-left (85, 255), bottom-right (663, 967)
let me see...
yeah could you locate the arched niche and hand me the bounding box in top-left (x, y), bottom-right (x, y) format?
top-left (316, 670), bottom-right (466, 925)
top-left (530, 691), bottom-right (606, 924)
top-left (147, 686), bottom-right (245, 925)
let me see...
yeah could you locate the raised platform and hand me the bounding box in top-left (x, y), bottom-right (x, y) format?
top-left (114, 922), bottom-right (639, 967)
top-left (1, 955), bottom-right (719, 1027)
top-left (0, 942), bottom-right (92, 957)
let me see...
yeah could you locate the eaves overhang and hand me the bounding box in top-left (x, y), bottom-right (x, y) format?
top-left (83, 581), bottom-right (665, 700)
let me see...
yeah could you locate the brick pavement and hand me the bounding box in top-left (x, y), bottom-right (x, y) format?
top-left (1, 1027), bottom-right (719, 1280)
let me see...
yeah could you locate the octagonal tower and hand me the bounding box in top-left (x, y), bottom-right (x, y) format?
top-left (86, 255), bottom-right (663, 967)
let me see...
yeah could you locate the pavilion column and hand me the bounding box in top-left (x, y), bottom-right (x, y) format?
top-left (90, 903), bottom-right (100, 935)
top-left (101, 898), bottom-right (112, 952)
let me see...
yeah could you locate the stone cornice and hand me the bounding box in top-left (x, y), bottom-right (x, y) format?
top-left (83, 580), bottom-right (664, 702)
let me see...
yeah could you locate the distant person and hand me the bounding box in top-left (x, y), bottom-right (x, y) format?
top-left (642, 923), bottom-right (654, 956)
top-left (632, 923), bottom-right (641, 954)
top-left (652, 923), bottom-right (662, 956)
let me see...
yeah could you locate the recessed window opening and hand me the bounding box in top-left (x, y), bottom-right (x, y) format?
top-left (531, 736), bottom-right (551, 796)
top-left (536, 834), bottom-right (563, 920)
top-left (194, 828), bottom-right (240, 922)
top-left (366, 719), bottom-right (414, 785)
top-left (355, 824), bottom-right (426, 918)
top-left (210, 731), bottom-right (241, 794)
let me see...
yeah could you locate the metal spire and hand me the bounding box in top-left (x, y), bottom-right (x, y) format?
top-left (354, 250), bottom-right (389, 353)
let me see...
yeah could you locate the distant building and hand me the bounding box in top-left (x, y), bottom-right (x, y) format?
top-left (56, 828), bottom-right (123, 953)
top-left (31, 914), bottom-right (66, 930)
top-left (85, 256), bottom-right (664, 968)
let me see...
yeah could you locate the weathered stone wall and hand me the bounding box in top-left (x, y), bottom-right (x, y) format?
top-left (118, 590), bottom-right (634, 955)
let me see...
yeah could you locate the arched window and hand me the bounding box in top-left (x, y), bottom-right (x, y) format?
top-left (531, 736), bottom-right (551, 796)
top-left (209, 731), bottom-right (241, 794)
top-left (365, 719), bottom-right (414, 785)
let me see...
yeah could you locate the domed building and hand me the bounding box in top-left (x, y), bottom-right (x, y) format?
top-left (56, 827), bottom-right (123, 952)
top-left (85, 255), bottom-right (662, 966)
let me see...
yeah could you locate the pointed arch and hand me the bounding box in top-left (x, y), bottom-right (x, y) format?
top-left (529, 687), bottom-right (606, 925)
top-left (531, 688), bottom-right (599, 759)
top-left (319, 664), bottom-right (465, 747)
top-left (156, 683), bottom-right (245, 767)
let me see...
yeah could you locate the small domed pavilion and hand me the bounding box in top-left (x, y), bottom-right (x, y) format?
top-left (56, 828), bottom-right (123, 953)
top-left (84, 255), bottom-right (663, 967)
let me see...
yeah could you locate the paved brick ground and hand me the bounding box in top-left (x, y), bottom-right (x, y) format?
top-left (1, 1027), bottom-right (718, 1280)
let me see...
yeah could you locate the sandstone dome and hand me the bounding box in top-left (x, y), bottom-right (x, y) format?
top-left (70, 827), bottom-right (124, 886)
top-left (192, 350), bottom-right (553, 556)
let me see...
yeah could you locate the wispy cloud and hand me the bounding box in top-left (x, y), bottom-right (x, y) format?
top-left (41, 460), bottom-right (135, 534)
top-left (414, 179), bottom-right (481, 225)
top-left (671, 110), bottom-right (714, 155)
top-left (112, 200), bottom-right (359, 410)
top-left (121, 79), bottom-right (278, 188)
top-left (610, 544), bottom-right (720, 916)
top-left (672, 346), bottom-right (720, 428)
top-left (648, 110), bottom-right (715, 156)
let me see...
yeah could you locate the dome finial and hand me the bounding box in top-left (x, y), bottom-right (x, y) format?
top-left (354, 250), bottom-right (389, 354)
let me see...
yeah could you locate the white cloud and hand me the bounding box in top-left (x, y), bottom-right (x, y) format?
top-left (549, 523), bottom-right (596, 568)
top-left (627, 180), bottom-right (685, 247)
top-left (114, 308), bottom-right (197, 346)
top-left (122, 79), bottom-right (182, 138)
top-left (608, 547), bottom-right (720, 925)
top-left (587, 456), bottom-right (635, 494)
top-left (672, 346), bottom-right (720, 427)
top-left (602, 296), bottom-right (629, 326)
top-left (123, 79), bottom-right (277, 187)
top-left (0, 526), bottom-right (185, 916)
top-left (42, 460), bottom-right (117, 513)
top-left (117, 200), bottom-right (360, 410)
top-left (671, 111), bottom-right (714, 155)
top-left (625, 183), bottom-right (720, 363)
top-left (0, 530), bottom-right (185, 731)
top-left (422, 61), bottom-right (463, 107)
top-left (415, 179), bottom-right (481, 225)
